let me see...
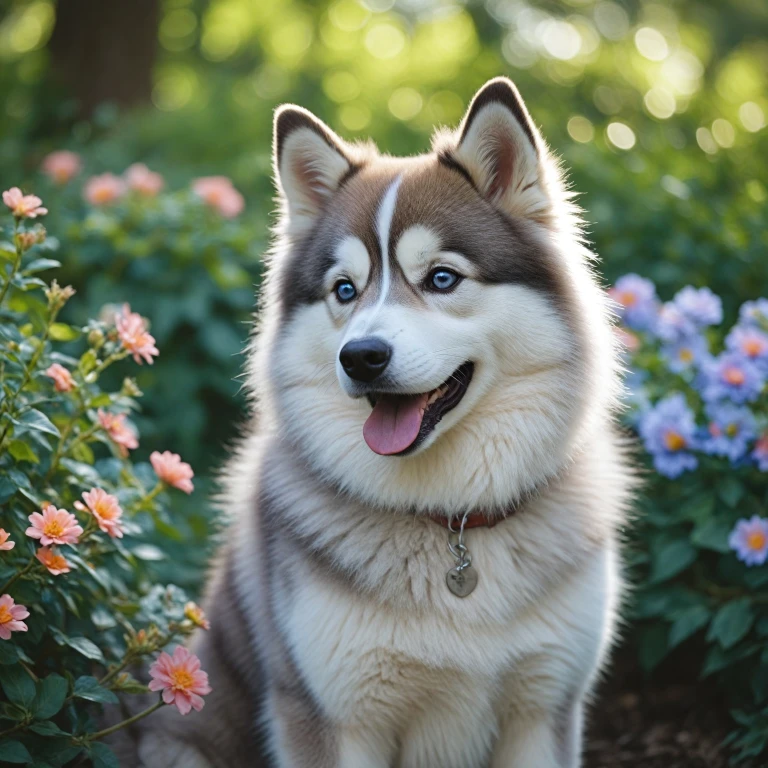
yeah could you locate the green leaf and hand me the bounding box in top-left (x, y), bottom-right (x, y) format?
top-left (7, 440), bottom-right (39, 464)
top-left (58, 458), bottom-right (100, 486)
top-left (16, 409), bottom-right (59, 437)
top-left (49, 629), bottom-right (105, 663)
top-left (72, 676), bottom-right (118, 705)
top-left (0, 739), bottom-right (32, 763)
top-left (691, 519), bottom-right (731, 553)
top-left (649, 539), bottom-right (696, 584)
top-left (0, 664), bottom-right (37, 708)
top-left (668, 605), bottom-right (711, 648)
top-left (90, 742), bottom-right (120, 768)
top-left (88, 393), bottom-right (112, 409)
top-left (637, 623), bottom-right (670, 671)
top-left (718, 477), bottom-right (744, 508)
top-left (707, 598), bottom-right (753, 649)
top-left (28, 720), bottom-right (69, 737)
top-left (22, 258), bottom-right (61, 274)
top-left (70, 441), bottom-right (95, 464)
top-left (33, 674), bottom-right (68, 720)
top-left (48, 323), bottom-right (81, 342)
top-left (79, 349), bottom-right (98, 375)
top-left (0, 641), bottom-right (19, 665)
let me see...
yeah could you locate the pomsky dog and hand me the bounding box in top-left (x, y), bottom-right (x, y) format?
top-left (137, 77), bottom-right (632, 768)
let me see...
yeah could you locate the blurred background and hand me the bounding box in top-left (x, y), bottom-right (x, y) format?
top-left (1, 0), bottom-right (767, 761)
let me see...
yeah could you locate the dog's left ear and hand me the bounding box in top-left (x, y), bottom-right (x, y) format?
top-left (446, 78), bottom-right (549, 220)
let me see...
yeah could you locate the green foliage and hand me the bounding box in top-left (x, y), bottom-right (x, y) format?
top-left (0, 202), bottom-right (212, 763)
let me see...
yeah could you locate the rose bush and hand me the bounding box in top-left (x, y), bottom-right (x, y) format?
top-left (0, 189), bottom-right (213, 766)
top-left (614, 276), bottom-right (768, 762)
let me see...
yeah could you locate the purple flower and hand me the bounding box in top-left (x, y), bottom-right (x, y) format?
top-left (661, 334), bottom-right (709, 374)
top-left (671, 286), bottom-right (723, 328)
top-left (610, 274), bottom-right (659, 331)
top-left (700, 403), bottom-right (756, 462)
top-left (654, 302), bottom-right (697, 343)
top-left (725, 325), bottom-right (768, 371)
top-left (638, 394), bottom-right (698, 478)
top-left (729, 516), bottom-right (768, 566)
top-left (753, 434), bottom-right (768, 471)
top-left (698, 352), bottom-right (766, 404)
top-left (739, 298), bottom-right (768, 328)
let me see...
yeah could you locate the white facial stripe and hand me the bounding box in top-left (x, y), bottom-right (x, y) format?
top-left (371, 176), bottom-right (403, 318)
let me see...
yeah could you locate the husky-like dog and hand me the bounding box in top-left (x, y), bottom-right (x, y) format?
top-left (138, 78), bottom-right (631, 768)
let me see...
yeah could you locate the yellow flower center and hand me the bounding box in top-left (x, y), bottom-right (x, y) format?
top-left (92, 187), bottom-right (116, 204)
top-left (94, 501), bottom-right (116, 520)
top-left (0, 605), bottom-right (11, 624)
top-left (170, 668), bottom-right (195, 691)
top-left (748, 531), bottom-right (767, 551)
top-left (743, 339), bottom-right (765, 357)
top-left (618, 290), bottom-right (637, 307)
top-left (725, 423), bottom-right (739, 437)
top-left (678, 348), bottom-right (694, 363)
top-left (723, 366), bottom-right (745, 386)
top-left (44, 520), bottom-right (65, 538)
top-left (664, 431), bottom-right (686, 452)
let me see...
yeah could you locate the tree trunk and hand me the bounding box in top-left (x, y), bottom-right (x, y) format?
top-left (49, 0), bottom-right (160, 117)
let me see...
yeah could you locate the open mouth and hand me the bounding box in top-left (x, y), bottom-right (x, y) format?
top-left (363, 362), bottom-right (474, 456)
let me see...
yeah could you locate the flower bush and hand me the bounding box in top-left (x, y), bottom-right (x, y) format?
top-left (615, 275), bottom-right (768, 762)
top-left (0, 189), bottom-right (213, 766)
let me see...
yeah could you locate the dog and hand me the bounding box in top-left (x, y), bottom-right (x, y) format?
top-left (137, 77), bottom-right (632, 768)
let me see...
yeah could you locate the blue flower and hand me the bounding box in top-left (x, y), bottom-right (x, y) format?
top-left (699, 403), bottom-right (756, 462)
top-left (661, 334), bottom-right (709, 374)
top-left (739, 298), bottom-right (768, 328)
top-left (638, 394), bottom-right (699, 478)
top-left (671, 286), bottom-right (723, 328)
top-left (753, 434), bottom-right (768, 472)
top-left (610, 274), bottom-right (658, 331)
top-left (654, 302), bottom-right (697, 344)
top-left (725, 324), bottom-right (768, 372)
top-left (698, 352), bottom-right (766, 404)
top-left (729, 516), bottom-right (768, 566)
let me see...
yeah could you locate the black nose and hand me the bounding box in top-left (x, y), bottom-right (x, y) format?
top-left (339, 338), bottom-right (392, 383)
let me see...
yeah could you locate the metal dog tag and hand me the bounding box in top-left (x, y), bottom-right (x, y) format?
top-left (446, 566), bottom-right (478, 597)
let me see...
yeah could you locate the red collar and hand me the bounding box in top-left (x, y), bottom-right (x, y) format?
top-left (428, 511), bottom-right (503, 530)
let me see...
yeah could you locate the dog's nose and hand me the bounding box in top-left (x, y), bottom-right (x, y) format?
top-left (339, 338), bottom-right (392, 383)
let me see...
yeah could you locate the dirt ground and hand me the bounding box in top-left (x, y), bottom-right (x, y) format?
top-left (585, 650), bottom-right (737, 768)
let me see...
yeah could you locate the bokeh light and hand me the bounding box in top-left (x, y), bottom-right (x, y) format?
top-left (607, 121), bottom-right (636, 150)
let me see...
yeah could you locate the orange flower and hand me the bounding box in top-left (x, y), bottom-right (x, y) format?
top-left (116, 304), bottom-right (159, 365)
top-left (98, 410), bottom-right (139, 457)
top-left (184, 602), bottom-right (210, 630)
top-left (84, 173), bottom-right (126, 205)
top-left (124, 163), bottom-right (164, 196)
top-left (74, 488), bottom-right (124, 539)
top-left (3, 187), bottom-right (47, 218)
top-left (36, 546), bottom-right (71, 576)
top-left (41, 151), bottom-right (81, 184)
top-left (150, 451), bottom-right (194, 494)
top-left (0, 529), bottom-right (14, 551)
top-left (45, 363), bottom-right (75, 392)
top-left (192, 176), bottom-right (244, 218)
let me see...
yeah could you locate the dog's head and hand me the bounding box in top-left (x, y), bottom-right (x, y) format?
top-left (254, 78), bottom-right (619, 512)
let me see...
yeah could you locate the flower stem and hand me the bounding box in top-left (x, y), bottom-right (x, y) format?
top-left (0, 556), bottom-right (37, 594)
top-left (87, 699), bottom-right (164, 742)
top-left (0, 219), bottom-right (21, 308)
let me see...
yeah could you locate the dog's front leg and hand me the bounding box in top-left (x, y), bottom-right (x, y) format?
top-left (490, 692), bottom-right (584, 768)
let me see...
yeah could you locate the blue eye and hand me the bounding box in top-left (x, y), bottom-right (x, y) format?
top-left (334, 280), bottom-right (357, 303)
top-left (428, 268), bottom-right (461, 292)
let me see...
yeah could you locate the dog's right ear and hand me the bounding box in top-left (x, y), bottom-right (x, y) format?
top-left (273, 106), bottom-right (354, 230)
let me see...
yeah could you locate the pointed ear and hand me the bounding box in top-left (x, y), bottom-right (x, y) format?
top-left (445, 78), bottom-right (549, 221)
top-left (273, 105), bottom-right (355, 229)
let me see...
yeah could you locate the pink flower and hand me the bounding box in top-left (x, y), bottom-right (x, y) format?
top-left (0, 594), bottom-right (29, 640)
top-left (0, 529), bottom-right (14, 551)
top-left (148, 646), bottom-right (211, 715)
top-left (74, 488), bottom-right (124, 539)
top-left (3, 187), bottom-right (47, 218)
top-left (26, 505), bottom-right (83, 547)
top-left (150, 451), bottom-right (194, 494)
top-left (84, 173), bottom-right (126, 206)
top-left (184, 602), bottom-right (210, 630)
top-left (192, 176), bottom-right (244, 218)
top-left (116, 304), bottom-right (159, 365)
top-left (36, 546), bottom-right (71, 576)
top-left (41, 151), bottom-right (81, 185)
top-left (125, 163), bottom-right (164, 197)
top-left (98, 410), bottom-right (139, 457)
top-left (45, 363), bottom-right (75, 393)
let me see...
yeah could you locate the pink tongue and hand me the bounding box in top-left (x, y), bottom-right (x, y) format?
top-left (363, 393), bottom-right (428, 455)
